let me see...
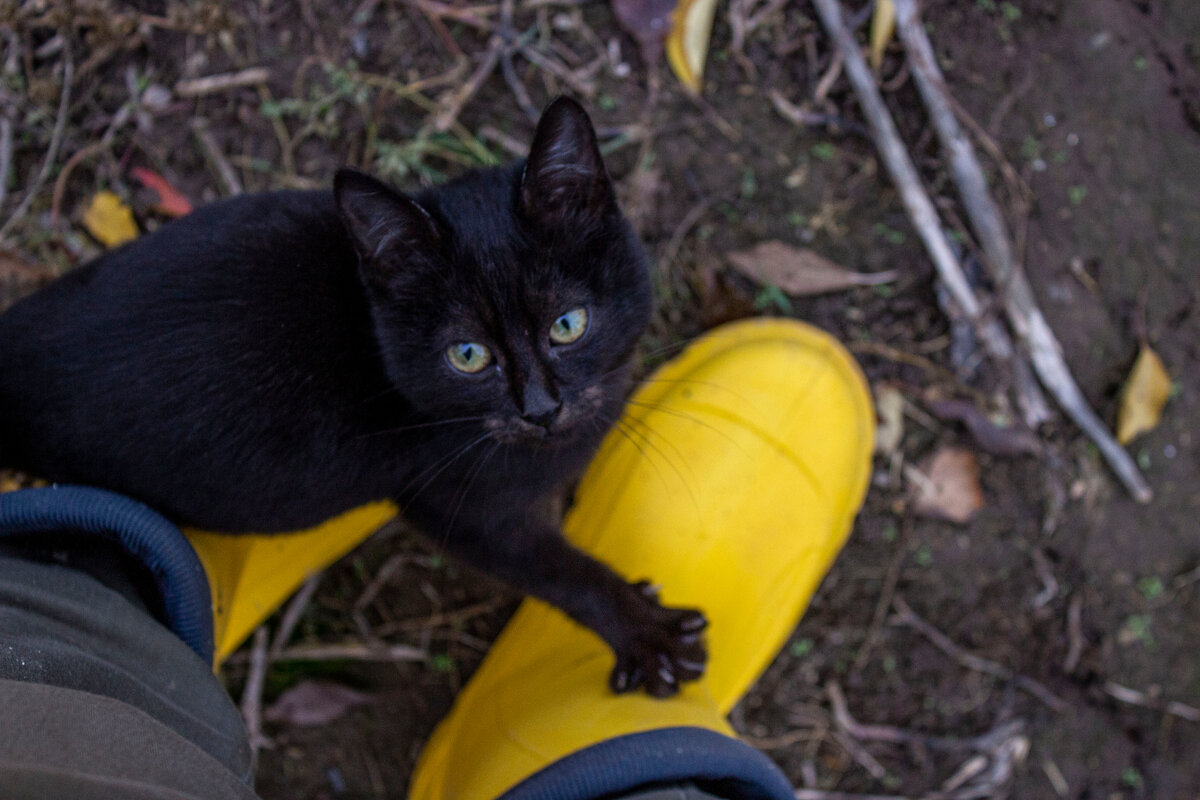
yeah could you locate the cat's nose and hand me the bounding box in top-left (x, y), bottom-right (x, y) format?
top-left (521, 382), bottom-right (561, 428)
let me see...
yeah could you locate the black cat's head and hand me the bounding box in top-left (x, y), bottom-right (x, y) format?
top-left (334, 97), bottom-right (652, 447)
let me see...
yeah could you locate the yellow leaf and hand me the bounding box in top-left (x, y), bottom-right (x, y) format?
top-left (666, 0), bottom-right (719, 93)
top-left (870, 0), bottom-right (896, 71)
top-left (82, 191), bottom-right (139, 248)
top-left (1116, 345), bottom-right (1171, 444)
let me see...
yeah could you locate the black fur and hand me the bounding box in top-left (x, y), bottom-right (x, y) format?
top-left (0, 98), bottom-right (706, 696)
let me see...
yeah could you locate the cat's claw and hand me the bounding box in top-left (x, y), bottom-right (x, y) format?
top-left (607, 582), bottom-right (708, 698)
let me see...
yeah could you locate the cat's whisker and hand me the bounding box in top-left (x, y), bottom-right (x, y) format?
top-left (620, 398), bottom-right (751, 459)
top-left (438, 440), bottom-right (502, 549)
top-left (356, 415), bottom-right (490, 439)
top-left (599, 374), bottom-right (753, 405)
top-left (593, 339), bottom-right (697, 382)
top-left (595, 407), bottom-right (688, 494)
top-left (612, 411), bottom-right (699, 489)
top-left (400, 432), bottom-right (493, 506)
top-left (632, 338), bottom-right (694, 365)
top-left (606, 419), bottom-right (671, 494)
top-left (605, 411), bottom-right (704, 518)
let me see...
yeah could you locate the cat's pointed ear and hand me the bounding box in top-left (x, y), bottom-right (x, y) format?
top-left (334, 168), bottom-right (441, 278)
top-left (519, 97), bottom-right (615, 232)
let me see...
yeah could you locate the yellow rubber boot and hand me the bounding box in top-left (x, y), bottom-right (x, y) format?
top-left (185, 501), bottom-right (398, 666)
top-left (408, 318), bottom-right (874, 800)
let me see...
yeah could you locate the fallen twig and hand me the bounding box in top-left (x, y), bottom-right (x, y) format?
top-left (1104, 681), bottom-right (1200, 722)
top-left (431, 35), bottom-right (506, 133)
top-left (273, 642), bottom-right (427, 662)
top-left (892, 0), bottom-right (1150, 503)
top-left (175, 67), bottom-right (270, 98)
top-left (499, 0), bottom-right (540, 122)
top-left (892, 596), bottom-right (1067, 712)
top-left (0, 116), bottom-right (12, 212)
top-left (1062, 594), bottom-right (1084, 674)
top-left (794, 791), bottom-right (912, 800)
top-left (808, 0), bottom-right (1027, 395)
top-left (269, 574), bottom-right (323, 660)
top-left (375, 595), bottom-right (509, 636)
top-left (240, 626), bottom-right (271, 769)
top-left (849, 518), bottom-right (909, 677)
top-left (828, 680), bottom-right (1026, 754)
top-left (191, 118), bottom-right (243, 197)
top-left (0, 43), bottom-right (72, 241)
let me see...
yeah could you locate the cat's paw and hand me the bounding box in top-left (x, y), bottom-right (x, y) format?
top-left (608, 581), bottom-right (708, 698)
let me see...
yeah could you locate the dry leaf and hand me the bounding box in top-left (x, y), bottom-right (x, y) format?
top-left (263, 680), bottom-right (372, 727)
top-left (926, 398), bottom-right (1041, 457)
top-left (870, 0), bottom-right (896, 71)
top-left (908, 446), bottom-right (985, 524)
top-left (612, 0), bottom-right (677, 68)
top-left (82, 191), bottom-right (139, 248)
top-left (725, 241), bottom-right (898, 296)
top-left (131, 167), bottom-right (193, 218)
top-left (665, 0), bottom-right (719, 92)
top-left (874, 384), bottom-right (906, 455)
top-left (1116, 345), bottom-right (1171, 444)
top-left (696, 264), bottom-right (757, 328)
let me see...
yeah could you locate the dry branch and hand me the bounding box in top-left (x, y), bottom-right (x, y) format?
top-left (808, 0), bottom-right (1034, 395)
top-left (892, 0), bottom-right (1150, 503)
top-left (191, 118), bottom-right (243, 197)
top-left (273, 642), bottom-right (427, 662)
top-left (175, 67), bottom-right (270, 98)
top-left (1104, 681), bottom-right (1200, 722)
top-left (892, 596), bottom-right (1066, 712)
top-left (0, 44), bottom-right (72, 241)
top-left (269, 574), bottom-right (323, 660)
top-left (240, 626), bottom-right (271, 767)
top-left (431, 35), bottom-right (506, 133)
top-left (0, 116), bottom-right (12, 212)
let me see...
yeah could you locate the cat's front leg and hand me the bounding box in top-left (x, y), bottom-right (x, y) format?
top-left (439, 518), bottom-right (707, 697)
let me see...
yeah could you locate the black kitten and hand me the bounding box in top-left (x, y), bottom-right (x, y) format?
top-left (0, 98), bottom-right (705, 696)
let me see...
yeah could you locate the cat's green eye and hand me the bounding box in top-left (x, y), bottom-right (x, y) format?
top-left (446, 342), bottom-right (492, 374)
top-left (549, 307), bottom-right (589, 345)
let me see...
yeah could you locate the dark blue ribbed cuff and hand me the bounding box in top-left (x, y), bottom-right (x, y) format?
top-left (0, 485), bottom-right (213, 664)
top-left (498, 727), bottom-right (795, 800)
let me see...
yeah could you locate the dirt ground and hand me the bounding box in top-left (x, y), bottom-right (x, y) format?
top-left (2, 0), bottom-right (1198, 798)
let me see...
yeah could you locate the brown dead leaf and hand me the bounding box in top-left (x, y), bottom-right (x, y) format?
top-left (695, 265), bottom-right (757, 328)
top-left (611, 0), bottom-right (677, 67)
top-left (908, 446), bottom-right (985, 524)
top-left (1116, 345), bottom-right (1171, 444)
top-left (925, 398), bottom-right (1041, 457)
top-left (82, 191), bottom-right (139, 248)
top-left (725, 241), bottom-right (898, 296)
top-left (263, 680), bottom-right (372, 727)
